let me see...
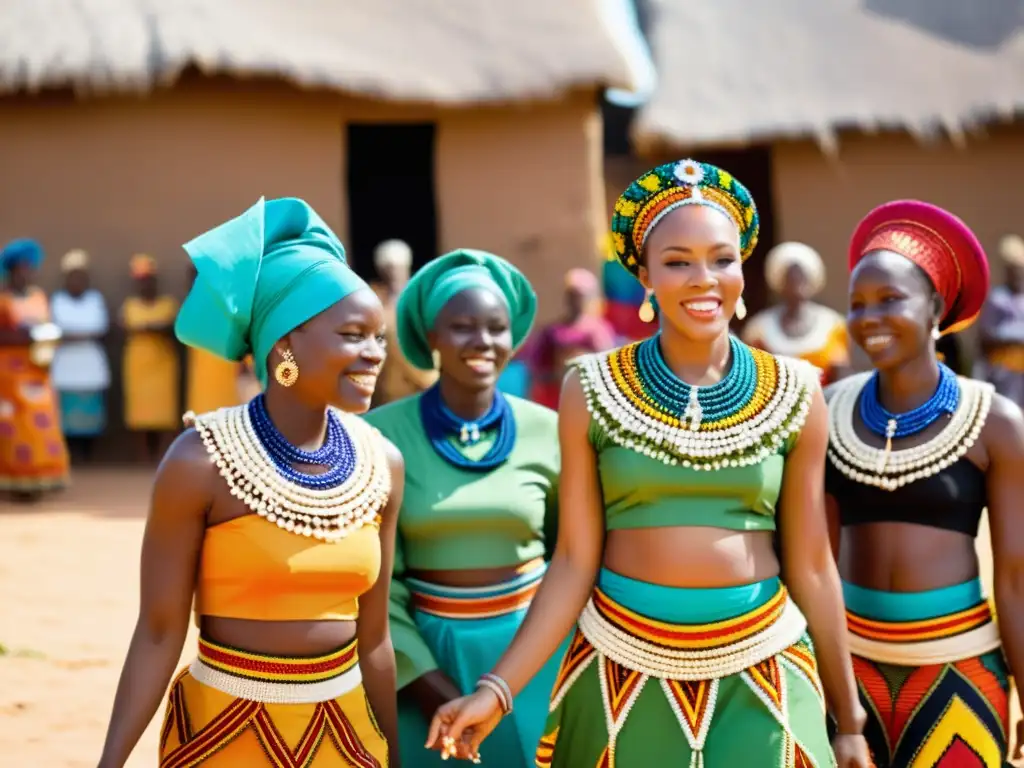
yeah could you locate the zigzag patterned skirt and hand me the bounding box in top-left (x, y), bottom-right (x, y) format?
top-left (844, 579), bottom-right (1010, 768)
top-left (535, 574), bottom-right (836, 768)
top-left (158, 636), bottom-right (388, 768)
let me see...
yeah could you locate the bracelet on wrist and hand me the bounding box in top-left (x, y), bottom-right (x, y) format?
top-left (476, 673), bottom-right (513, 715)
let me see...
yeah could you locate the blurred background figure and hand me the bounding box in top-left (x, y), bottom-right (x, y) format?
top-left (601, 233), bottom-right (656, 342)
top-left (0, 239), bottom-right (70, 501)
top-left (119, 254), bottom-right (179, 463)
top-left (978, 234), bottom-right (1024, 407)
top-left (371, 238), bottom-right (438, 407)
top-left (742, 241), bottom-right (850, 384)
top-left (183, 264), bottom-right (242, 415)
top-left (50, 249), bottom-right (110, 463)
top-left (526, 267), bottom-right (615, 409)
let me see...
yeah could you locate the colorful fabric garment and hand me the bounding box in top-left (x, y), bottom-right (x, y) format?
top-left (526, 315), bottom-right (616, 409)
top-left (58, 390), bottom-right (105, 437)
top-left (0, 287), bottom-right (70, 491)
top-left (186, 346), bottom-right (241, 415)
top-left (742, 304), bottom-right (849, 386)
top-left (363, 393), bottom-right (560, 767)
top-left (50, 288), bottom-right (111, 392)
top-left (159, 637), bottom-right (388, 767)
top-left (398, 563), bottom-right (570, 768)
top-left (843, 579), bottom-right (1010, 768)
top-left (121, 295), bottom-right (180, 430)
top-left (537, 570), bottom-right (834, 767)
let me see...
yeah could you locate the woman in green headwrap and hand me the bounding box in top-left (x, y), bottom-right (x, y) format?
top-left (98, 198), bottom-right (403, 768)
top-left (363, 249), bottom-right (565, 768)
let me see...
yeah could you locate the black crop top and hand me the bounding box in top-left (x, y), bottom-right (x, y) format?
top-left (825, 458), bottom-right (987, 537)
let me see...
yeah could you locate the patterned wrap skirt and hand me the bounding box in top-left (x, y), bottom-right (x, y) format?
top-left (159, 637), bottom-right (388, 767)
top-left (399, 561), bottom-right (569, 768)
top-left (844, 579), bottom-right (1010, 768)
top-left (536, 570), bottom-right (835, 767)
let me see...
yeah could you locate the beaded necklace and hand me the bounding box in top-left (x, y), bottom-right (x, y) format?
top-left (186, 404), bottom-right (391, 541)
top-left (573, 337), bottom-right (816, 470)
top-left (828, 372), bottom-right (991, 490)
top-left (248, 395), bottom-right (357, 490)
top-left (419, 384), bottom-right (517, 471)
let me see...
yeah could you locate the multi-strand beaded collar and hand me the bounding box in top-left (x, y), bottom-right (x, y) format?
top-left (573, 335), bottom-right (816, 469)
top-left (185, 399), bottom-right (391, 541)
top-left (827, 371), bottom-right (992, 491)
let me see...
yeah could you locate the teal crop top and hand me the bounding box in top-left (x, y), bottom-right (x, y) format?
top-left (573, 341), bottom-right (817, 533)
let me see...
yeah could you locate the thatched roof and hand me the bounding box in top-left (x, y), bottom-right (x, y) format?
top-left (634, 0), bottom-right (1024, 152)
top-left (0, 0), bottom-right (638, 103)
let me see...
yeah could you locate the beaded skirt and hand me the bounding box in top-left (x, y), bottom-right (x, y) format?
top-left (159, 637), bottom-right (388, 767)
top-left (535, 582), bottom-right (835, 768)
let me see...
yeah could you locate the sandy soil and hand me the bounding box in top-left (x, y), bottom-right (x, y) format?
top-left (0, 467), bottom-right (1020, 766)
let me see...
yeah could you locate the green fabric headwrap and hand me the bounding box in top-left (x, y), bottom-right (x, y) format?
top-left (175, 197), bottom-right (368, 387)
top-left (397, 248), bottom-right (537, 371)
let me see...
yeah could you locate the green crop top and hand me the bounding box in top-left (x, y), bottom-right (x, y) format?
top-left (573, 341), bottom-right (817, 533)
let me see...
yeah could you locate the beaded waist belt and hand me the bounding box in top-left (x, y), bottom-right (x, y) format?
top-left (846, 601), bottom-right (1001, 666)
top-left (189, 636), bottom-right (362, 704)
top-left (408, 558), bottom-right (546, 620)
top-left (577, 584), bottom-right (807, 680)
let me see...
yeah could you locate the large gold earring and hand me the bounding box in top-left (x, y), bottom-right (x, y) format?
top-left (274, 348), bottom-right (298, 387)
top-left (735, 296), bottom-right (747, 321)
top-left (431, 349), bottom-right (442, 370)
top-left (638, 292), bottom-right (656, 323)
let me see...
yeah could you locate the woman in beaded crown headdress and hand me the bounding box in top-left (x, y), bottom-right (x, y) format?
top-left (825, 201), bottom-right (1024, 767)
top-left (98, 198), bottom-right (403, 768)
top-left (363, 249), bottom-right (563, 768)
top-left (427, 161), bottom-right (870, 767)
top-left (742, 241), bottom-right (851, 385)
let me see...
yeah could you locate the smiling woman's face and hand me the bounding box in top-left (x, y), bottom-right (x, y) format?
top-left (637, 204), bottom-right (744, 342)
top-left (847, 249), bottom-right (942, 370)
top-left (428, 287), bottom-right (512, 392)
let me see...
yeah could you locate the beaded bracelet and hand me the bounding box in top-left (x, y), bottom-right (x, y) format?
top-left (476, 673), bottom-right (513, 715)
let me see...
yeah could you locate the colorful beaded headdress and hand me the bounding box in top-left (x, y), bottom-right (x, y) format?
top-left (611, 159), bottom-right (760, 277)
top-left (849, 200), bottom-right (989, 336)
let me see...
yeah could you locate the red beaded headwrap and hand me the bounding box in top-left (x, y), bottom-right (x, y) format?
top-left (848, 201), bottom-right (989, 336)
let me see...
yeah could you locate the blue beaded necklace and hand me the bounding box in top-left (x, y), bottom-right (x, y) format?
top-left (419, 384), bottom-right (516, 471)
top-left (248, 395), bottom-right (357, 490)
top-left (634, 335), bottom-right (757, 430)
top-left (858, 363), bottom-right (960, 442)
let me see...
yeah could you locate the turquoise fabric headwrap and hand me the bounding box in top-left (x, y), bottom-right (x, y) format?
top-left (0, 238), bottom-right (43, 277)
top-left (175, 197), bottom-right (368, 387)
top-left (397, 248), bottom-right (537, 371)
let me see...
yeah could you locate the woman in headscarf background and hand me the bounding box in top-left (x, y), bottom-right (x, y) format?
top-left (51, 249), bottom-right (111, 463)
top-left (184, 263), bottom-right (242, 415)
top-left (977, 234), bottom-right (1024, 408)
top-left (120, 254), bottom-right (180, 463)
top-left (364, 249), bottom-right (563, 768)
top-left (825, 201), bottom-right (1024, 767)
top-left (525, 267), bottom-right (616, 410)
top-left (429, 162), bottom-right (869, 767)
top-left (742, 241), bottom-right (850, 385)
top-left (0, 239), bottom-right (70, 500)
top-left (98, 197), bottom-right (402, 768)
top-left (371, 238), bottom-right (438, 407)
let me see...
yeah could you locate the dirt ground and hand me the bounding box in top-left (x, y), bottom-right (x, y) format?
top-left (1, 467), bottom-right (1021, 766)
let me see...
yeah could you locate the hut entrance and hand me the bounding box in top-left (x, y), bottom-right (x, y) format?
top-left (346, 123), bottom-right (438, 281)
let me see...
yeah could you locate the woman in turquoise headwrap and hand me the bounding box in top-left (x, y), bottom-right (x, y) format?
top-left (363, 249), bottom-right (565, 768)
top-left (99, 198), bottom-right (403, 768)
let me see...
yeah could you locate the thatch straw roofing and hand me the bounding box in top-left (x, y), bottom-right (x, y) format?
top-left (0, 0), bottom-right (637, 103)
top-left (634, 0), bottom-right (1024, 152)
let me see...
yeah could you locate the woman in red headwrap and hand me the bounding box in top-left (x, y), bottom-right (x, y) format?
top-left (824, 200), bottom-right (1024, 767)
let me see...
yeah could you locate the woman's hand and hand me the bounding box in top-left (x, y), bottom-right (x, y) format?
top-left (832, 734), bottom-right (873, 768)
top-left (425, 688), bottom-right (503, 761)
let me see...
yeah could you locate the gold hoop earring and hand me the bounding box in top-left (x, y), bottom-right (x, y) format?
top-left (735, 296), bottom-right (747, 321)
top-left (638, 292), bottom-right (656, 323)
top-left (931, 325), bottom-right (941, 341)
top-left (274, 348), bottom-right (298, 387)
top-left (431, 349), bottom-right (442, 370)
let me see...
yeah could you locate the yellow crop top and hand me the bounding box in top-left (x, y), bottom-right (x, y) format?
top-left (195, 515), bottom-right (381, 622)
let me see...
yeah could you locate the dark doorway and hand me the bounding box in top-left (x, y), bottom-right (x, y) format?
top-left (346, 124), bottom-right (438, 281)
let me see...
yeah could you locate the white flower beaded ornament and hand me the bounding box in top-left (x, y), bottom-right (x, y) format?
top-left (826, 372), bottom-right (992, 491)
top-left (184, 405), bottom-right (391, 541)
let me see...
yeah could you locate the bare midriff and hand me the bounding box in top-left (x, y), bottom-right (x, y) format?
top-left (200, 616), bottom-right (358, 658)
top-left (407, 563), bottom-right (534, 589)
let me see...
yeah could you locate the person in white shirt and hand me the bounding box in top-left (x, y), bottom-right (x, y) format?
top-left (50, 249), bottom-right (111, 462)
